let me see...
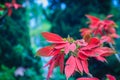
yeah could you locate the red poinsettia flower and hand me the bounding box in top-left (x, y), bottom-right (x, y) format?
top-left (5, 0), bottom-right (22, 16)
top-left (65, 36), bottom-right (115, 79)
top-left (65, 38), bottom-right (99, 79)
top-left (37, 32), bottom-right (115, 80)
top-left (37, 32), bottom-right (78, 80)
top-left (75, 37), bottom-right (114, 76)
top-left (85, 15), bottom-right (119, 43)
top-left (106, 74), bottom-right (116, 80)
top-left (77, 77), bottom-right (99, 80)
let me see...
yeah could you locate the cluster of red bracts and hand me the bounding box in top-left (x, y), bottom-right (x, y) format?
top-left (36, 15), bottom-right (119, 80)
top-left (37, 32), bottom-right (116, 80)
top-left (80, 15), bottom-right (119, 44)
top-left (5, 0), bottom-right (22, 16)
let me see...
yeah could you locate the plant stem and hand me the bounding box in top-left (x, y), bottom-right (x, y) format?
top-left (87, 73), bottom-right (93, 77)
top-left (109, 43), bottom-right (120, 63)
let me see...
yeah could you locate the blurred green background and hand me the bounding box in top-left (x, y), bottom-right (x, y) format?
top-left (0, 0), bottom-right (120, 80)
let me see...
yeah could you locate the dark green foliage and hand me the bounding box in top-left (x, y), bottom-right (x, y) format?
top-left (0, 0), bottom-right (43, 80)
top-left (0, 65), bottom-right (16, 80)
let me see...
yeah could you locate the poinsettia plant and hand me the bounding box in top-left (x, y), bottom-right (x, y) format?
top-left (36, 15), bottom-right (119, 80)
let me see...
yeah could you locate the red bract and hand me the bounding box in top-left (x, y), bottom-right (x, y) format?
top-left (78, 37), bottom-right (114, 62)
top-left (65, 56), bottom-right (76, 79)
top-left (106, 74), bottom-right (116, 80)
top-left (75, 39), bottom-right (88, 47)
top-left (37, 46), bottom-right (61, 56)
top-left (44, 53), bottom-right (64, 80)
top-left (64, 43), bottom-right (76, 54)
top-left (77, 77), bottom-right (99, 80)
top-left (65, 56), bottom-right (89, 79)
top-left (80, 28), bottom-right (92, 36)
top-left (37, 32), bottom-right (78, 79)
top-left (41, 32), bottom-right (65, 43)
top-left (81, 60), bottom-right (89, 74)
top-left (101, 36), bottom-right (115, 44)
top-left (86, 15), bottom-right (100, 29)
top-left (90, 47), bottom-right (114, 62)
top-left (5, 0), bottom-right (22, 16)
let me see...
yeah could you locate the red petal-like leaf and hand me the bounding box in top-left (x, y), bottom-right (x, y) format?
top-left (86, 15), bottom-right (100, 28)
top-left (101, 36), bottom-right (114, 44)
top-left (65, 56), bottom-right (76, 79)
top-left (43, 56), bottom-right (55, 68)
top-left (64, 43), bottom-right (70, 54)
top-left (55, 43), bottom-right (66, 49)
top-left (106, 74), bottom-right (116, 80)
top-left (41, 32), bottom-right (65, 43)
top-left (109, 27), bottom-right (116, 33)
top-left (75, 39), bottom-right (88, 47)
top-left (77, 77), bottom-right (99, 80)
top-left (37, 46), bottom-right (54, 57)
top-left (69, 43), bottom-right (76, 52)
top-left (13, 3), bottom-right (22, 9)
top-left (78, 51), bottom-right (88, 60)
top-left (47, 60), bottom-right (55, 80)
top-left (95, 56), bottom-right (107, 62)
top-left (81, 38), bottom-right (100, 50)
top-left (8, 8), bottom-right (12, 16)
top-left (86, 15), bottom-right (100, 23)
top-left (75, 58), bottom-right (83, 73)
top-left (111, 33), bottom-right (119, 38)
top-left (80, 28), bottom-right (92, 36)
top-left (59, 53), bottom-right (64, 73)
top-left (85, 37), bottom-right (100, 49)
top-left (5, 3), bottom-right (12, 8)
top-left (89, 37), bottom-right (100, 45)
top-left (49, 49), bottom-right (60, 56)
top-left (81, 60), bottom-right (89, 74)
top-left (99, 47), bottom-right (114, 57)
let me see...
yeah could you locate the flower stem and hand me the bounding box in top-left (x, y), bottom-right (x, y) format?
top-left (109, 43), bottom-right (120, 63)
top-left (87, 73), bottom-right (93, 77)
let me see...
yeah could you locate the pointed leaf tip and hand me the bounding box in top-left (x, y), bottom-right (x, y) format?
top-left (41, 32), bottom-right (65, 43)
top-left (106, 74), bottom-right (116, 80)
top-left (85, 15), bottom-right (100, 22)
top-left (37, 46), bottom-right (53, 57)
top-left (65, 56), bottom-right (76, 79)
